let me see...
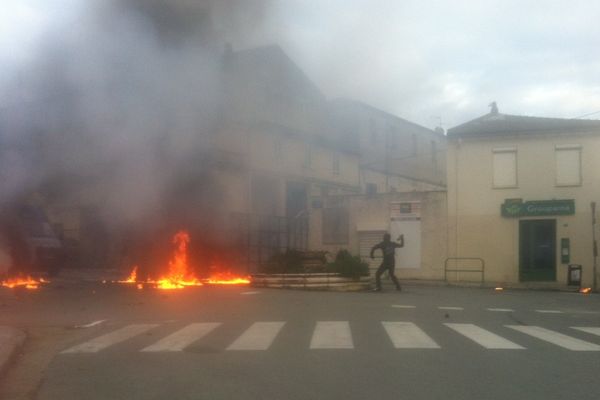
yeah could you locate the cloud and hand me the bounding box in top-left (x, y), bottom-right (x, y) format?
top-left (267, 0), bottom-right (600, 127)
top-left (3, 0), bottom-right (600, 131)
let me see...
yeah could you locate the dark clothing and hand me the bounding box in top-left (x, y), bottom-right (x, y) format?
top-left (375, 262), bottom-right (400, 290)
top-left (370, 238), bottom-right (404, 290)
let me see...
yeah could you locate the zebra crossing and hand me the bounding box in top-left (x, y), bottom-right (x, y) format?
top-left (61, 321), bottom-right (600, 354)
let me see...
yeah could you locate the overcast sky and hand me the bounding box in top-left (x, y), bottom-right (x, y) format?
top-left (2, 0), bottom-right (600, 129)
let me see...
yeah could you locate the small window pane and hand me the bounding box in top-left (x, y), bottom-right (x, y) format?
top-left (493, 150), bottom-right (517, 188)
top-left (556, 148), bottom-right (581, 186)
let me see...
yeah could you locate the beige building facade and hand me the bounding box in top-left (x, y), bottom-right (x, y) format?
top-left (447, 110), bottom-right (600, 287)
top-left (308, 191), bottom-right (447, 279)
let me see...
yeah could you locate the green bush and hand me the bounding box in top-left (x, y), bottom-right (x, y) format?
top-left (326, 249), bottom-right (369, 279)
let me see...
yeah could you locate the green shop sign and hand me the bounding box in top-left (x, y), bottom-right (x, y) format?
top-left (501, 199), bottom-right (575, 218)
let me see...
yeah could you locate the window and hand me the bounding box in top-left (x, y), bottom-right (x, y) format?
top-left (555, 145), bottom-right (581, 186)
top-left (333, 153), bottom-right (340, 175)
top-left (304, 144), bottom-right (312, 168)
top-left (492, 147), bottom-right (517, 188)
top-left (322, 207), bottom-right (349, 244)
top-left (389, 126), bottom-right (398, 149)
top-left (369, 118), bottom-right (378, 145)
top-left (366, 183), bottom-right (377, 195)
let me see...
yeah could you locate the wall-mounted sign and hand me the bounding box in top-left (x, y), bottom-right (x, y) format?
top-left (391, 201), bottom-right (421, 221)
top-left (501, 199), bottom-right (575, 218)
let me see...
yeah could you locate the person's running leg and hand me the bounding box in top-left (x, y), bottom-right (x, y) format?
top-left (388, 263), bottom-right (401, 291)
top-left (374, 262), bottom-right (386, 291)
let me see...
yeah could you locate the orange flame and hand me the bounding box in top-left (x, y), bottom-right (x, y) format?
top-left (206, 272), bottom-right (251, 285)
top-left (118, 266), bottom-right (138, 283)
top-left (116, 230), bottom-right (250, 289)
top-left (154, 231), bottom-right (202, 289)
top-left (1, 275), bottom-right (48, 289)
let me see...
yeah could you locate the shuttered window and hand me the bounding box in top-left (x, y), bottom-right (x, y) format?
top-left (492, 148), bottom-right (517, 188)
top-left (556, 145), bottom-right (581, 186)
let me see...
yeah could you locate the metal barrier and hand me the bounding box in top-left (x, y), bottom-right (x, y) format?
top-left (444, 258), bottom-right (485, 285)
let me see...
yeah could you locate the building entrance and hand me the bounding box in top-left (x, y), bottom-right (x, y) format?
top-left (519, 219), bottom-right (556, 281)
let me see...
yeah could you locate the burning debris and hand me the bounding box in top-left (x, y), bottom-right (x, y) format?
top-left (111, 230), bottom-right (249, 289)
top-left (1, 275), bottom-right (49, 290)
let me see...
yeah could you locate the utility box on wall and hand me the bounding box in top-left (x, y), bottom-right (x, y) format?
top-left (567, 264), bottom-right (582, 287)
top-left (561, 238), bottom-right (570, 264)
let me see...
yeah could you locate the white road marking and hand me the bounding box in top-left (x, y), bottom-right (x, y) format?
top-left (62, 324), bottom-right (158, 353)
top-left (382, 322), bottom-right (440, 349)
top-left (438, 306), bottom-right (464, 311)
top-left (535, 310), bottom-right (563, 314)
top-left (572, 327), bottom-right (600, 337)
top-left (507, 325), bottom-right (600, 351)
top-left (227, 322), bottom-right (286, 351)
top-left (391, 305), bottom-right (416, 309)
top-left (141, 323), bottom-right (221, 352)
top-left (241, 291), bottom-right (261, 295)
top-left (310, 321), bottom-right (354, 349)
top-left (487, 308), bottom-right (514, 312)
top-left (445, 323), bottom-right (524, 349)
top-left (75, 319), bottom-right (107, 329)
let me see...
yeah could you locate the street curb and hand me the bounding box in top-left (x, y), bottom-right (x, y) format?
top-left (0, 326), bottom-right (26, 378)
top-left (399, 279), bottom-right (587, 293)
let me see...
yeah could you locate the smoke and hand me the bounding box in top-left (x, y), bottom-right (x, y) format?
top-left (0, 0), bottom-right (278, 271)
top-left (0, 0), bottom-right (273, 224)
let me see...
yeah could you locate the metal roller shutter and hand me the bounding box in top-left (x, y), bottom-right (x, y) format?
top-left (358, 231), bottom-right (386, 273)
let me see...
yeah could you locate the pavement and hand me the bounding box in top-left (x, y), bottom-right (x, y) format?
top-left (56, 267), bottom-right (586, 292)
top-left (0, 326), bottom-right (26, 377)
top-left (1, 281), bottom-right (600, 400)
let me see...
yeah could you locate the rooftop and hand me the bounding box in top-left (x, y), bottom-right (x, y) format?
top-left (448, 112), bottom-right (600, 138)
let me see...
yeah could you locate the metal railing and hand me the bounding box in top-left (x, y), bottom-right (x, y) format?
top-left (444, 257), bottom-right (485, 285)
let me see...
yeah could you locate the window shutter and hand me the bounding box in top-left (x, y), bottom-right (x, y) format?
top-left (556, 146), bottom-right (581, 186)
top-left (492, 149), bottom-right (517, 188)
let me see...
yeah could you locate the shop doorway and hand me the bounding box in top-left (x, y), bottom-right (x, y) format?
top-left (519, 219), bottom-right (556, 281)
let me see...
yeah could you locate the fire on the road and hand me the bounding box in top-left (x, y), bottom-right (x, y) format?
top-left (206, 272), bottom-right (251, 285)
top-left (116, 230), bottom-right (250, 289)
top-left (1, 275), bottom-right (49, 289)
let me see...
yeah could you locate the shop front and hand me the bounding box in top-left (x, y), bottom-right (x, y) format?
top-left (501, 199), bottom-right (575, 282)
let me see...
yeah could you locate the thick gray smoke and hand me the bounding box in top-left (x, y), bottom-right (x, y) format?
top-left (0, 0), bottom-right (275, 271)
top-left (0, 0), bottom-right (272, 228)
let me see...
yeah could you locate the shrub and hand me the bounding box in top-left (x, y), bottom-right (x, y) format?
top-left (326, 249), bottom-right (369, 279)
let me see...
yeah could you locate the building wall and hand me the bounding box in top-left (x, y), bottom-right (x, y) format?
top-left (361, 168), bottom-right (445, 194)
top-left (309, 191), bottom-right (448, 280)
top-left (247, 130), bottom-right (360, 189)
top-left (330, 100), bottom-right (447, 187)
top-left (447, 131), bottom-right (600, 286)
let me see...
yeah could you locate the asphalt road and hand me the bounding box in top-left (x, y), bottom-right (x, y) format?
top-left (1, 282), bottom-right (600, 400)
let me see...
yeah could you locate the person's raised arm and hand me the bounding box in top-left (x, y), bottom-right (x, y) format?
top-left (395, 234), bottom-right (404, 248)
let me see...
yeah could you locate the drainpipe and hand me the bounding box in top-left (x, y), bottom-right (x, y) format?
top-left (592, 202), bottom-right (598, 292)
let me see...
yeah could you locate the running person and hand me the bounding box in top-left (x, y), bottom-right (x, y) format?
top-left (370, 233), bottom-right (404, 291)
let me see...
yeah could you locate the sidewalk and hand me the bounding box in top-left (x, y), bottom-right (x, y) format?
top-left (56, 267), bottom-right (589, 293)
top-left (399, 278), bottom-right (585, 292)
top-left (0, 326), bottom-right (26, 377)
